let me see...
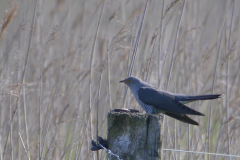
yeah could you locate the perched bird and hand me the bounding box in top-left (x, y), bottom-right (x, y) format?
top-left (120, 77), bottom-right (222, 125)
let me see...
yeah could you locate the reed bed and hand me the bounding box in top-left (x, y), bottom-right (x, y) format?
top-left (0, 0), bottom-right (239, 159)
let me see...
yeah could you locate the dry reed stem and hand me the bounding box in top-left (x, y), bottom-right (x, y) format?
top-left (0, 3), bottom-right (18, 39)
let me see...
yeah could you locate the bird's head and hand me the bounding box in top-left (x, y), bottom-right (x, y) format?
top-left (119, 77), bottom-right (142, 89)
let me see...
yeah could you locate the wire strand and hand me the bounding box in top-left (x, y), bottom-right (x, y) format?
top-left (163, 149), bottom-right (240, 158)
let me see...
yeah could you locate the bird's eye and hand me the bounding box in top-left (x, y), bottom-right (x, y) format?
top-left (128, 79), bottom-right (132, 82)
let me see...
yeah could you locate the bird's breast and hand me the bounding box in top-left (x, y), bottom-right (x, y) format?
top-left (134, 91), bottom-right (154, 114)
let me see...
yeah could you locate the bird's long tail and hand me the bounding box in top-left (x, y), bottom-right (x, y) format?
top-left (175, 94), bottom-right (222, 104)
top-left (165, 112), bottom-right (199, 125)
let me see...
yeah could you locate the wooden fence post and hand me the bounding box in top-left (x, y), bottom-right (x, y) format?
top-left (107, 112), bottom-right (163, 160)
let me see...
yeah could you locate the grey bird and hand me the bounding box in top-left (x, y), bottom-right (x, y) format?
top-left (120, 77), bottom-right (222, 125)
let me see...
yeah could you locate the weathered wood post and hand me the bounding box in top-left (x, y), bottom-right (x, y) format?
top-left (107, 111), bottom-right (163, 160)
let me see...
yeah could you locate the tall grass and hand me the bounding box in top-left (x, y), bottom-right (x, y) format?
top-left (0, 0), bottom-right (239, 159)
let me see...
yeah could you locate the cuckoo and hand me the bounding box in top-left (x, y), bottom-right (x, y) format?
top-left (120, 77), bottom-right (222, 125)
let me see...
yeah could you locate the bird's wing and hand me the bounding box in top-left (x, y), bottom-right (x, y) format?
top-left (138, 87), bottom-right (204, 116)
top-left (164, 112), bottom-right (199, 125)
top-left (174, 94), bottom-right (222, 104)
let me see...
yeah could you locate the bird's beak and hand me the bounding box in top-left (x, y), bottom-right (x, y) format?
top-left (119, 79), bottom-right (126, 83)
